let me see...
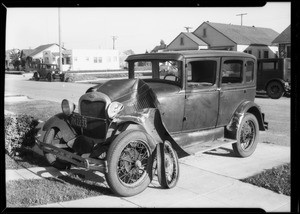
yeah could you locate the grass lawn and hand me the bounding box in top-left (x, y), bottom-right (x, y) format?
top-left (5, 100), bottom-right (61, 122)
top-left (241, 163), bottom-right (290, 196)
top-left (6, 174), bottom-right (110, 207)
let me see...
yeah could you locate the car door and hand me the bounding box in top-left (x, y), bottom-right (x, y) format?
top-left (182, 57), bottom-right (220, 132)
top-left (217, 57), bottom-right (255, 127)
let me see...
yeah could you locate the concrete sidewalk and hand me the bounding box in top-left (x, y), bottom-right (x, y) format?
top-left (6, 143), bottom-right (290, 211)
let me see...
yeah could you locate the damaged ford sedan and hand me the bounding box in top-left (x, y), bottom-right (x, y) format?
top-left (36, 50), bottom-right (268, 197)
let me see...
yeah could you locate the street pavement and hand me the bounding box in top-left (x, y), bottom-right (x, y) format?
top-left (5, 73), bottom-right (291, 211)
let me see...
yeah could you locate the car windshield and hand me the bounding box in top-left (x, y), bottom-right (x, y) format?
top-left (130, 60), bottom-right (182, 85)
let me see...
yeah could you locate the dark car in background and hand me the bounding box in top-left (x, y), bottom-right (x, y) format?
top-left (36, 50), bottom-right (268, 197)
top-left (33, 63), bottom-right (65, 82)
top-left (257, 58), bottom-right (290, 99)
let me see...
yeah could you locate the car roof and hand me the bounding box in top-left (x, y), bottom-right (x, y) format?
top-left (126, 50), bottom-right (256, 61)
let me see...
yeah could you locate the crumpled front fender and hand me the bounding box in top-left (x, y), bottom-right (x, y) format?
top-left (42, 113), bottom-right (77, 142)
top-left (110, 108), bottom-right (189, 158)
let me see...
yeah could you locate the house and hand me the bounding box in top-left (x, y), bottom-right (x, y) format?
top-left (69, 49), bottom-right (120, 71)
top-left (28, 43), bottom-right (66, 63)
top-left (193, 22), bottom-right (279, 59)
top-left (151, 40), bottom-right (167, 53)
top-left (167, 32), bottom-right (208, 51)
top-left (272, 25), bottom-right (290, 58)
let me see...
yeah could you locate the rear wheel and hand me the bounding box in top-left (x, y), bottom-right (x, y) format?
top-left (105, 130), bottom-right (155, 197)
top-left (43, 128), bottom-right (71, 170)
top-left (232, 113), bottom-right (259, 157)
top-left (266, 81), bottom-right (284, 99)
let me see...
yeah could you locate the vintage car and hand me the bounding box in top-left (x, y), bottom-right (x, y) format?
top-left (256, 58), bottom-right (291, 99)
top-left (33, 63), bottom-right (65, 82)
top-left (35, 50), bottom-right (268, 197)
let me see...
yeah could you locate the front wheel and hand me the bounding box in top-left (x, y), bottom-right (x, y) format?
top-left (232, 113), bottom-right (259, 157)
top-left (266, 81), bottom-right (284, 99)
top-left (105, 130), bottom-right (155, 197)
top-left (157, 141), bottom-right (179, 189)
top-left (43, 128), bottom-right (71, 170)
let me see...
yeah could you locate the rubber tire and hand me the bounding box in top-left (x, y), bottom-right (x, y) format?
top-left (105, 129), bottom-right (156, 197)
top-left (43, 128), bottom-right (71, 170)
top-left (157, 141), bottom-right (179, 189)
top-left (47, 73), bottom-right (53, 82)
top-left (33, 72), bottom-right (39, 81)
top-left (266, 81), bottom-right (284, 99)
top-left (232, 113), bottom-right (259, 157)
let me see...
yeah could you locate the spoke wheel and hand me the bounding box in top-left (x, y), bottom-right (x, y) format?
top-left (157, 141), bottom-right (179, 189)
top-left (105, 130), bottom-right (155, 197)
top-left (232, 113), bottom-right (259, 157)
top-left (266, 81), bottom-right (284, 99)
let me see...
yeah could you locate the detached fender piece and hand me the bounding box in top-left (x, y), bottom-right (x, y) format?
top-left (226, 101), bottom-right (268, 136)
top-left (111, 108), bottom-right (189, 158)
top-left (43, 113), bottom-right (77, 142)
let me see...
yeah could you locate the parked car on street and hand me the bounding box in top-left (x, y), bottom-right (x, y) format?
top-left (257, 58), bottom-right (291, 99)
top-left (33, 63), bottom-right (65, 82)
top-left (35, 50), bottom-right (268, 197)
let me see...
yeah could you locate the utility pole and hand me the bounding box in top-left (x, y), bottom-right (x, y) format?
top-left (58, 8), bottom-right (62, 72)
top-left (112, 36), bottom-right (118, 50)
top-left (184, 26), bottom-right (192, 32)
top-left (236, 13), bottom-right (247, 26)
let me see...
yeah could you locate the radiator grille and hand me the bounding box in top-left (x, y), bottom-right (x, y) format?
top-left (80, 100), bottom-right (106, 118)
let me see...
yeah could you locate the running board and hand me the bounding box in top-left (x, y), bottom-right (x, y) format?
top-left (182, 138), bottom-right (236, 155)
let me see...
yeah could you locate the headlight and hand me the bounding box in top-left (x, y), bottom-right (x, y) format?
top-left (52, 71), bottom-right (55, 74)
top-left (61, 99), bottom-right (76, 116)
top-left (107, 102), bottom-right (124, 119)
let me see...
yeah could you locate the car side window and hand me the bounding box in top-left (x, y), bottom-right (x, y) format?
top-left (187, 60), bottom-right (217, 87)
top-left (222, 60), bottom-right (243, 84)
top-left (246, 61), bottom-right (254, 82)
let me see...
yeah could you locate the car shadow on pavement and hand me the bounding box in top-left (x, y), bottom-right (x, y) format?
top-left (35, 167), bottom-right (115, 196)
top-left (203, 147), bottom-right (237, 157)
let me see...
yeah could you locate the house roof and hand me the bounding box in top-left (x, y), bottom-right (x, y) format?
top-left (182, 32), bottom-right (208, 46)
top-left (272, 25), bottom-right (290, 44)
top-left (202, 22), bottom-right (279, 46)
top-left (28, 43), bottom-right (65, 57)
top-left (21, 49), bottom-right (34, 57)
top-left (151, 44), bottom-right (167, 53)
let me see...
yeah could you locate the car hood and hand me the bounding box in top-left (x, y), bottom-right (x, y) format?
top-left (86, 79), bottom-right (159, 114)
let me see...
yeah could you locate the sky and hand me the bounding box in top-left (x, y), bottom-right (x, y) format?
top-left (5, 3), bottom-right (291, 54)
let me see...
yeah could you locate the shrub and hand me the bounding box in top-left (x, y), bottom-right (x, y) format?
top-left (5, 114), bottom-right (39, 156)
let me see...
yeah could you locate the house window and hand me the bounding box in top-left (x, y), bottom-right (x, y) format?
top-left (86, 57), bottom-right (89, 61)
top-left (98, 57), bottom-right (102, 63)
top-left (66, 57), bottom-right (71, 64)
top-left (258, 50), bottom-right (261, 59)
top-left (74, 57), bottom-right (77, 61)
top-left (203, 28), bottom-right (207, 37)
top-left (180, 37), bottom-right (184, 46)
top-left (94, 57), bottom-right (97, 63)
top-left (107, 57), bottom-right (111, 62)
top-left (222, 60), bottom-right (243, 84)
top-left (248, 50), bottom-right (252, 54)
top-left (246, 61), bottom-right (254, 82)
top-left (113, 56), bottom-right (118, 62)
top-left (263, 51), bottom-right (269, 59)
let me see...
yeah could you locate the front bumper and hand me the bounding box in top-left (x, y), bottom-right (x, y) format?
top-left (35, 120), bottom-right (107, 173)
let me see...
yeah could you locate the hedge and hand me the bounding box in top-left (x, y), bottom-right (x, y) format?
top-left (5, 114), bottom-right (39, 156)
